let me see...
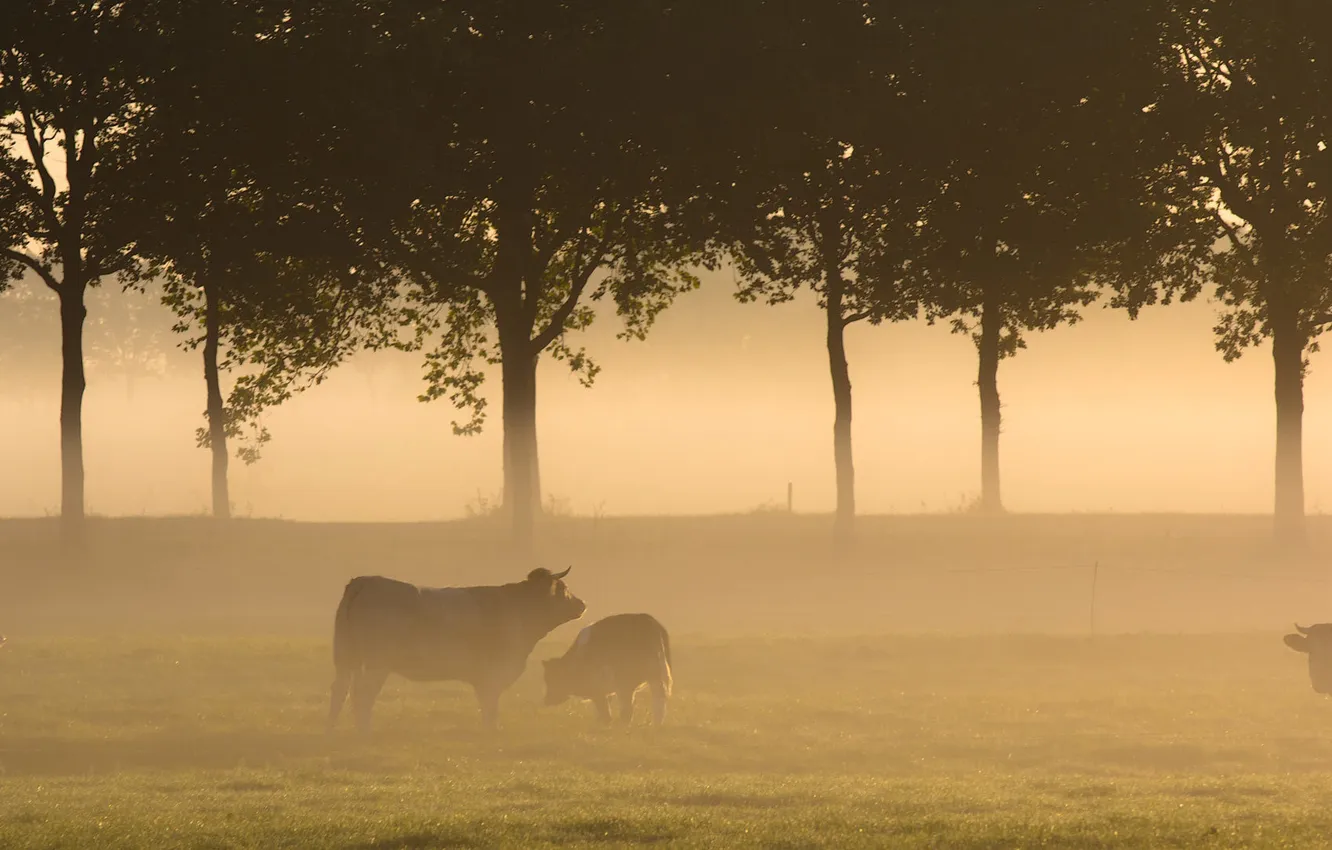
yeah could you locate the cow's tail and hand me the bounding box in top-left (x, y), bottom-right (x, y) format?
top-left (657, 624), bottom-right (673, 698)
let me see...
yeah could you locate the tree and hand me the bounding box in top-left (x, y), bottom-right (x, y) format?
top-left (119, 0), bottom-right (400, 518)
top-left (0, 1), bottom-right (148, 533)
top-left (374, 2), bottom-right (714, 548)
top-left (717, 2), bottom-right (920, 537)
top-left (902, 1), bottom-right (1167, 514)
top-left (1111, 1), bottom-right (1332, 544)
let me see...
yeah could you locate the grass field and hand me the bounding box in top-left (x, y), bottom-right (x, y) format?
top-left (4, 634), bottom-right (1332, 848)
top-left (4, 515), bottom-right (1332, 847)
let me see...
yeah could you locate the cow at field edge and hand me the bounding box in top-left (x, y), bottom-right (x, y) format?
top-left (1283, 623), bottom-right (1332, 693)
top-left (328, 567), bottom-right (586, 732)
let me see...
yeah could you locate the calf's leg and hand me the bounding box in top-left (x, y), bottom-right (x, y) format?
top-left (649, 679), bottom-right (669, 725)
top-left (616, 685), bottom-right (636, 726)
top-left (592, 694), bottom-right (613, 725)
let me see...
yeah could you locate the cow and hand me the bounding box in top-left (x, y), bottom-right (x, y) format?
top-left (328, 567), bottom-right (586, 733)
top-left (1284, 622), bottom-right (1332, 693)
top-left (542, 613), bottom-right (673, 726)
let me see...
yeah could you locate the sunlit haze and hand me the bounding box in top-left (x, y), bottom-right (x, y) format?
top-left (0, 268), bottom-right (1320, 520)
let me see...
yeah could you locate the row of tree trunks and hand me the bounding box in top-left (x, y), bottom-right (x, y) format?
top-left (48, 278), bottom-right (1311, 549)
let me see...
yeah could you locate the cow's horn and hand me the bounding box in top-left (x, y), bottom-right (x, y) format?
top-left (553, 566), bottom-right (571, 579)
top-left (1297, 623), bottom-right (1312, 635)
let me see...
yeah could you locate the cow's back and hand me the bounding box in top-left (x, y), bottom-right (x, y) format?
top-left (334, 576), bottom-right (487, 681)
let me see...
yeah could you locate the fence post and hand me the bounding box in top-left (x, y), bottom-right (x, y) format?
top-left (787, 482), bottom-right (794, 513)
top-left (1089, 560), bottom-right (1100, 635)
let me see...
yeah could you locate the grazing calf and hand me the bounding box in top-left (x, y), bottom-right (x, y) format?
top-left (542, 613), bottom-right (673, 725)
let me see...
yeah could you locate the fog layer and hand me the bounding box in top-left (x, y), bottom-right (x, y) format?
top-left (1, 268), bottom-right (1321, 520)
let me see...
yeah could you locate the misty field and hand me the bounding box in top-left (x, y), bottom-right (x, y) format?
top-left (5, 515), bottom-right (1332, 847)
top-left (4, 634), bottom-right (1332, 848)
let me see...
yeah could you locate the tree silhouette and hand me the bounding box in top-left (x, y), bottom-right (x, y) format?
top-left (1111, 0), bottom-right (1332, 544)
top-left (118, 0), bottom-right (401, 518)
top-left (904, 1), bottom-right (1166, 514)
top-left (361, 2), bottom-right (714, 548)
top-left (718, 2), bottom-right (921, 538)
top-left (0, 1), bottom-right (149, 534)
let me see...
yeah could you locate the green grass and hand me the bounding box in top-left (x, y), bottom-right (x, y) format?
top-left (4, 634), bottom-right (1332, 848)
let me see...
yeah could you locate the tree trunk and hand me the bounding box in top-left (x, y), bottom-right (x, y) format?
top-left (977, 292), bottom-right (1004, 514)
top-left (825, 274), bottom-right (855, 537)
top-left (499, 322), bottom-right (541, 550)
top-left (203, 280), bottom-right (230, 520)
top-left (58, 286), bottom-right (87, 534)
top-left (1271, 304), bottom-right (1305, 544)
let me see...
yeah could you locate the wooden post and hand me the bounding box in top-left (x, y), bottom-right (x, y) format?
top-left (787, 482), bottom-right (794, 513)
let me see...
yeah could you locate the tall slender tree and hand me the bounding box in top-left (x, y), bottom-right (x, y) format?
top-left (0, 1), bottom-right (148, 533)
top-left (118, 0), bottom-right (400, 518)
top-left (902, 0), bottom-right (1167, 514)
top-left (718, 1), bottom-right (921, 537)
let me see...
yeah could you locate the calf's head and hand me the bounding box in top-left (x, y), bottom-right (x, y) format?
top-left (1284, 623), bottom-right (1332, 693)
top-left (542, 655), bottom-right (577, 706)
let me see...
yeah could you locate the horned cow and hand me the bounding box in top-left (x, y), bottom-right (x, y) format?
top-left (328, 567), bottom-right (586, 732)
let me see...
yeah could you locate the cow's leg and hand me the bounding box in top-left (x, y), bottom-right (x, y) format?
top-left (474, 684), bottom-right (502, 731)
top-left (592, 694), bottom-right (613, 725)
top-left (351, 668), bottom-right (389, 735)
top-left (616, 685), bottom-right (636, 726)
top-left (327, 668), bottom-right (353, 732)
top-left (648, 680), bottom-right (669, 725)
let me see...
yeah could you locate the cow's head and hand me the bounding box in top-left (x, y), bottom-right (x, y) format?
top-left (1284, 623), bottom-right (1332, 693)
top-left (525, 566), bottom-right (586, 631)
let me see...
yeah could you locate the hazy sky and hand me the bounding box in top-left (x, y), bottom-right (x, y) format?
top-left (2, 266), bottom-right (1328, 520)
